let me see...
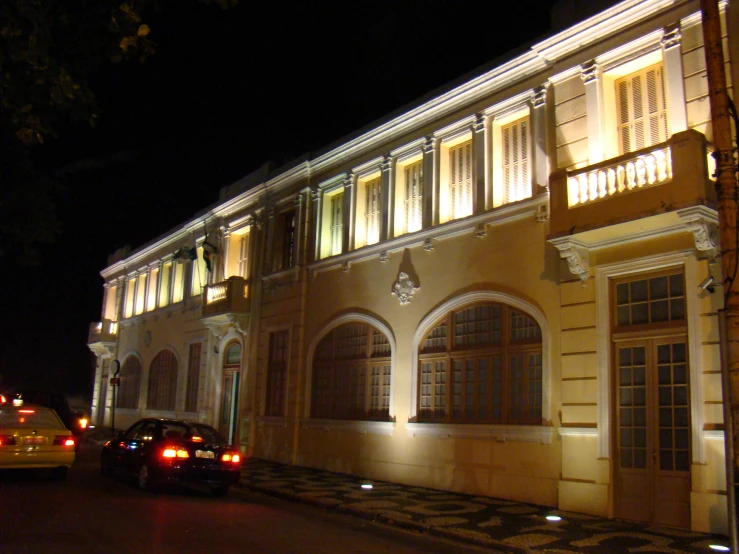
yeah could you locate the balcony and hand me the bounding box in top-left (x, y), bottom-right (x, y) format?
top-left (202, 276), bottom-right (251, 324)
top-left (548, 130), bottom-right (717, 267)
top-left (88, 319), bottom-right (118, 356)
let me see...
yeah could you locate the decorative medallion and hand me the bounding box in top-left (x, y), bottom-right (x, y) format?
top-left (392, 272), bottom-right (418, 305)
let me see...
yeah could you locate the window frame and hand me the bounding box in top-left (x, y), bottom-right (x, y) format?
top-left (417, 302), bottom-right (543, 425)
top-left (265, 329), bottom-right (289, 417)
top-left (310, 321), bottom-right (392, 422)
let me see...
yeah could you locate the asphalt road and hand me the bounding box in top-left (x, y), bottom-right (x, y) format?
top-left (0, 443), bottom-right (498, 554)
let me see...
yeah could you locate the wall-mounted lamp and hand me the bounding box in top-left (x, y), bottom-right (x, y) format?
top-left (214, 345), bottom-right (219, 354)
top-left (699, 275), bottom-right (716, 294)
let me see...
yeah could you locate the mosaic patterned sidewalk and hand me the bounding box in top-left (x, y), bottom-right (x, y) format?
top-left (239, 459), bottom-right (730, 554)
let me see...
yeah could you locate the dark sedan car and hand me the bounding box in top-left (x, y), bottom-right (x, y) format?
top-left (100, 418), bottom-right (242, 496)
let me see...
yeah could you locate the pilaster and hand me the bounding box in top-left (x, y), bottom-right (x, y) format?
top-left (381, 156), bottom-right (395, 239)
top-left (423, 136), bottom-right (440, 227)
top-left (472, 113), bottom-right (487, 214)
top-left (661, 24), bottom-right (688, 134)
top-left (581, 60), bottom-right (605, 164)
top-left (532, 85), bottom-right (550, 195)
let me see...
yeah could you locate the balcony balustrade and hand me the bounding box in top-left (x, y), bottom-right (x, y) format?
top-left (549, 129), bottom-right (715, 240)
top-left (202, 275), bottom-right (250, 318)
top-left (88, 319), bottom-right (118, 345)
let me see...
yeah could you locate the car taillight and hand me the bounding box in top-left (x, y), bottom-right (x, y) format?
top-left (162, 447), bottom-right (189, 459)
top-left (0, 434), bottom-right (16, 446)
top-left (53, 436), bottom-right (75, 447)
top-left (222, 453), bottom-right (240, 463)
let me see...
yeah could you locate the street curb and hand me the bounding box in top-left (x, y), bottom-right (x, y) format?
top-left (237, 482), bottom-right (529, 553)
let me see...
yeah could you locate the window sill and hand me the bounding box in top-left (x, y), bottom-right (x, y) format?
top-left (302, 419), bottom-right (395, 436)
top-left (405, 422), bottom-right (554, 444)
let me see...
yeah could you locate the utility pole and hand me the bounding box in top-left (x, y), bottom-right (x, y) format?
top-left (701, 0), bottom-right (738, 547)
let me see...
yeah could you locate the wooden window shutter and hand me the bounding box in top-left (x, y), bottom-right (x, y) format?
top-left (616, 63), bottom-right (668, 154)
top-left (502, 116), bottom-right (530, 203)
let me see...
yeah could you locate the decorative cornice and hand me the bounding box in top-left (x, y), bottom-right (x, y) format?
top-left (533, 85), bottom-right (547, 108)
top-left (661, 23), bottom-right (681, 50)
top-left (580, 60), bottom-right (599, 84)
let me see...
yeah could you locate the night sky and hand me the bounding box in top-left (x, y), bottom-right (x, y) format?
top-left (1, 0), bottom-right (566, 402)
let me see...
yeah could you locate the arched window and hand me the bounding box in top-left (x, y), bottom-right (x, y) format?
top-left (311, 322), bottom-right (391, 421)
top-left (418, 302), bottom-right (542, 424)
top-left (117, 356), bottom-right (142, 409)
top-left (147, 349), bottom-right (178, 411)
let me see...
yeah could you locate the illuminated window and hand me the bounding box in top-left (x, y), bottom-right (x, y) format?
top-left (185, 343), bottom-right (202, 412)
top-left (172, 260), bottom-right (185, 303)
top-left (117, 356), bottom-right (142, 410)
top-left (265, 331), bottom-right (288, 416)
top-left (158, 262), bottom-right (171, 308)
top-left (134, 273), bottom-right (146, 315)
top-left (146, 268), bottom-right (158, 312)
top-left (330, 193), bottom-right (344, 256)
top-left (449, 140), bottom-right (473, 220)
top-left (616, 62), bottom-right (668, 154)
top-left (238, 234), bottom-right (250, 278)
top-left (104, 284), bottom-right (118, 321)
top-left (404, 160), bottom-right (423, 233)
top-left (365, 178), bottom-right (381, 246)
top-left (311, 322), bottom-right (392, 421)
top-left (124, 278), bottom-right (135, 318)
top-left (418, 303), bottom-right (542, 424)
top-left (502, 116), bottom-right (531, 203)
top-left (147, 349), bottom-right (178, 411)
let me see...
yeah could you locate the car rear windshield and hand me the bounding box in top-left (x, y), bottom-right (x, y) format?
top-left (0, 408), bottom-right (64, 429)
top-left (190, 423), bottom-right (226, 444)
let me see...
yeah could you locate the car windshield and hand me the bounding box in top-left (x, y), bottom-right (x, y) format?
top-left (0, 407), bottom-right (64, 429)
top-left (190, 423), bottom-right (227, 444)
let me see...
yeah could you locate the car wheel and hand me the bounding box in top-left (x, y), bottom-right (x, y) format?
top-left (211, 484), bottom-right (229, 497)
top-left (138, 464), bottom-right (155, 492)
top-left (51, 467), bottom-right (68, 481)
top-left (100, 452), bottom-right (113, 477)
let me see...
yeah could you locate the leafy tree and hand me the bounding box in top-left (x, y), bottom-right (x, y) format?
top-left (0, 0), bottom-right (237, 265)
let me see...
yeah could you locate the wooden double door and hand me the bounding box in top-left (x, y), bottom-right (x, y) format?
top-left (614, 335), bottom-right (691, 528)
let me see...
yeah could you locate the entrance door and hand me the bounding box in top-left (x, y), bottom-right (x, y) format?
top-left (219, 371), bottom-right (240, 444)
top-left (614, 337), bottom-right (691, 528)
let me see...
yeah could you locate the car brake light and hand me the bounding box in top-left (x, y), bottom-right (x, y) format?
top-left (0, 434), bottom-right (16, 446)
top-left (222, 453), bottom-right (240, 463)
top-left (162, 447), bottom-right (189, 459)
top-left (0, 394), bottom-right (5, 403)
top-left (53, 436), bottom-right (75, 447)
top-left (19, 409), bottom-right (35, 414)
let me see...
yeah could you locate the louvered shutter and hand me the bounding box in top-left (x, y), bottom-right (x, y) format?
top-left (449, 141), bottom-right (472, 219)
top-left (404, 161), bottom-right (423, 233)
top-left (502, 116), bottom-right (530, 203)
top-left (616, 63), bottom-right (668, 154)
top-left (365, 178), bottom-right (381, 245)
top-left (330, 193), bottom-right (343, 255)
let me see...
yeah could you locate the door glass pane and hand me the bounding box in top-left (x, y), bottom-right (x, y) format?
top-left (656, 342), bottom-right (690, 474)
top-left (618, 346), bottom-right (647, 469)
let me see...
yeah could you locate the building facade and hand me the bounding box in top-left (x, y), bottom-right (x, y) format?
top-left (87, 0), bottom-right (737, 534)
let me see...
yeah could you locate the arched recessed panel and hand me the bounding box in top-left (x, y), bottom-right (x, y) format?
top-left (225, 342), bottom-right (242, 366)
top-left (311, 321), bottom-right (391, 421)
top-left (147, 349), bottom-right (178, 411)
top-left (418, 301), bottom-right (542, 425)
top-left (117, 356), bottom-right (142, 410)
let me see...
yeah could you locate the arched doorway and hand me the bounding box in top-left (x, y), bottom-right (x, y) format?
top-left (220, 342), bottom-right (242, 443)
